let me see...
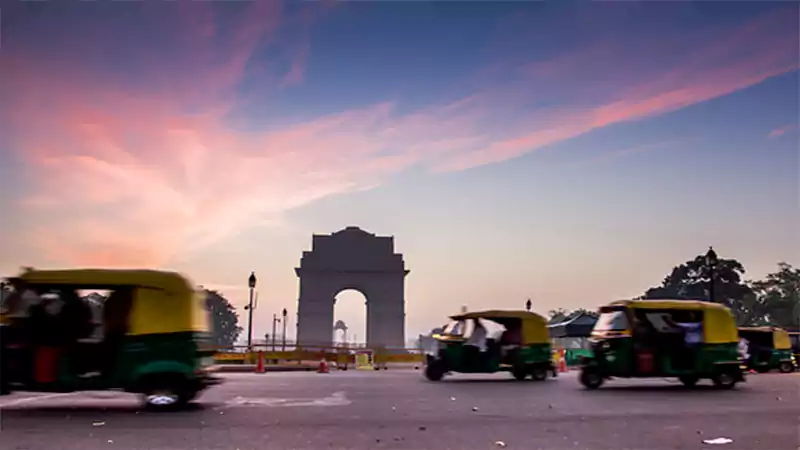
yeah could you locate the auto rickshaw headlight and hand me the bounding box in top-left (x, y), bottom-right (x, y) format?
top-left (601, 341), bottom-right (610, 350)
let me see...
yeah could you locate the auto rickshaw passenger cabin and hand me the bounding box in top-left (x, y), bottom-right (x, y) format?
top-left (580, 299), bottom-right (744, 389)
top-left (425, 309), bottom-right (555, 381)
top-left (738, 326), bottom-right (795, 373)
top-left (0, 269), bottom-right (220, 408)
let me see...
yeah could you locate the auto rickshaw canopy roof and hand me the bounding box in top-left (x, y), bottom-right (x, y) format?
top-left (9, 269), bottom-right (208, 336)
top-left (738, 326), bottom-right (792, 350)
top-left (602, 299), bottom-right (738, 344)
top-left (13, 269), bottom-right (195, 295)
top-left (449, 309), bottom-right (549, 344)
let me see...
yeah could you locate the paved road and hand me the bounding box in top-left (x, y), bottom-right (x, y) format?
top-left (1, 370), bottom-right (798, 450)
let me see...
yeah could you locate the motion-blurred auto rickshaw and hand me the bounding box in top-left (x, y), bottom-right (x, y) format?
top-left (424, 309), bottom-right (555, 381)
top-left (789, 332), bottom-right (800, 369)
top-left (579, 300), bottom-right (744, 389)
top-left (738, 327), bottom-right (795, 373)
top-left (0, 269), bottom-right (221, 409)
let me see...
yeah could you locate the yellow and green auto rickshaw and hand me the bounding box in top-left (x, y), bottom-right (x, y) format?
top-left (789, 332), bottom-right (800, 368)
top-left (0, 269), bottom-right (221, 409)
top-left (424, 309), bottom-right (555, 381)
top-left (579, 299), bottom-right (744, 389)
top-left (738, 327), bottom-right (795, 373)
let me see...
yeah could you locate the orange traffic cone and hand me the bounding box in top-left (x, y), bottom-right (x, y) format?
top-left (255, 351), bottom-right (265, 374)
top-left (318, 359), bottom-right (329, 373)
top-left (559, 349), bottom-right (568, 373)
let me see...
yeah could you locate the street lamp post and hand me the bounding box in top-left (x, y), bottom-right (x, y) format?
top-left (705, 247), bottom-right (718, 303)
top-left (281, 308), bottom-right (288, 351)
top-left (271, 313), bottom-right (280, 352)
top-left (247, 272), bottom-right (257, 350)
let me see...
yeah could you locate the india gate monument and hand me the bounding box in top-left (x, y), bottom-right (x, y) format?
top-left (294, 227), bottom-right (409, 349)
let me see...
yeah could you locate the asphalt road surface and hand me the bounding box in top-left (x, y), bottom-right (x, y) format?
top-left (1, 370), bottom-right (798, 450)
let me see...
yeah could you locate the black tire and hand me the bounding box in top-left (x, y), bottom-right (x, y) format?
top-left (141, 375), bottom-right (196, 411)
top-left (679, 375), bottom-right (699, 387)
top-left (711, 371), bottom-right (738, 390)
top-left (580, 368), bottom-right (604, 389)
top-left (511, 366), bottom-right (528, 380)
top-left (530, 366), bottom-right (548, 381)
top-left (424, 361), bottom-right (445, 381)
top-left (778, 361), bottom-right (794, 373)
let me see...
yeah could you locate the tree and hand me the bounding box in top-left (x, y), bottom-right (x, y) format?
top-left (0, 283), bottom-right (11, 310)
top-left (640, 252), bottom-right (756, 325)
top-left (750, 262), bottom-right (800, 330)
top-left (204, 289), bottom-right (242, 347)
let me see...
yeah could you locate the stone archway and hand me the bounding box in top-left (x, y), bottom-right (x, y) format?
top-left (295, 226), bottom-right (409, 349)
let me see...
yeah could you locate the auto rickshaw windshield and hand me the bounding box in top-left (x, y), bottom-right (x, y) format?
top-left (594, 309), bottom-right (629, 331)
top-left (442, 320), bottom-right (468, 336)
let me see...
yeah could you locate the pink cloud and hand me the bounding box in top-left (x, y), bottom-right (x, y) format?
top-left (768, 124), bottom-right (797, 138)
top-left (4, 4), bottom-right (797, 267)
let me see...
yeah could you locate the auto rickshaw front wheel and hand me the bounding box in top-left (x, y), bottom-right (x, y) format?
top-left (778, 361), bottom-right (795, 373)
top-left (579, 368), bottom-right (604, 389)
top-left (678, 375), bottom-right (699, 387)
top-left (424, 361), bottom-right (446, 381)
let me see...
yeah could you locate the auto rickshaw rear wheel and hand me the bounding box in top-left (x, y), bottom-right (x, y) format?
top-left (141, 374), bottom-right (196, 411)
top-left (511, 365), bottom-right (528, 380)
top-left (530, 366), bottom-right (548, 381)
top-left (678, 375), bottom-right (699, 387)
top-left (579, 368), bottom-right (604, 389)
top-left (778, 361), bottom-right (795, 373)
top-left (711, 371), bottom-right (737, 389)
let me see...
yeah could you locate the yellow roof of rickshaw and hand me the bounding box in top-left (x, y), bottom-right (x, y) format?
top-left (606, 299), bottom-right (730, 311)
top-left (738, 326), bottom-right (792, 350)
top-left (603, 299), bottom-right (738, 344)
top-left (450, 309), bottom-right (547, 323)
top-left (13, 269), bottom-right (195, 295)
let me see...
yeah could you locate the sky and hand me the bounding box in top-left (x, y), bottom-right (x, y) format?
top-left (0, 1), bottom-right (797, 344)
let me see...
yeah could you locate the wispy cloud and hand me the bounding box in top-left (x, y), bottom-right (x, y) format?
top-left (768, 124), bottom-right (797, 138)
top-left (3, 4), bottom-right (797, 267)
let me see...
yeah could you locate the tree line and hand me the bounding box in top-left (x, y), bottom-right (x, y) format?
top-left (548, 252), bottom-right (799, 330)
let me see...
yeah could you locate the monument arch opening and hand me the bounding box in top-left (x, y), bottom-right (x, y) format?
top-left (333, 289), bottom-right (366, 346)
top-left (295, 226), bottom-right (408, 349)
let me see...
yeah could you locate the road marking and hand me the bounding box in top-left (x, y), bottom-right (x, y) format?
top-left (0, 393), bottom-right (78, 409)
top-left (222, 391), bottom-right (351, 408)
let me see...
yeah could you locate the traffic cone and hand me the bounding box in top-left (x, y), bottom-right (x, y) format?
top-left (318, 359), bottom-right (329, 373)
top-left (255, 351), bottom-right (265, 374)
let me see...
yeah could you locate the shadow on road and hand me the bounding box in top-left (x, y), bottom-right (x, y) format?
top-left (0, 402), bottom-right (211, 419)
top-left (584, 383), bottom-right (746, 394)
top-left (438, 378), bottom-right (556, 384)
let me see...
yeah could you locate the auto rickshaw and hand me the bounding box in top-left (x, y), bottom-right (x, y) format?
top-left (789, 332), bottom-right (800, 367)
top-left (0, 268), bottom-right (221, 409)
top-left (738, 327), bottom-right (795, 373)
top-left (579, 299), bottom-right (744, 389)
top-left (424, 309), bottom-right (555, 381)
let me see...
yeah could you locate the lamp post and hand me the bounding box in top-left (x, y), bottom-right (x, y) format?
top-left (246, 272), bottom-right (257, 350)
top-left (281, 308), bottom-right (288, 351)
top-left (272, 313), bottom-right (280, 352)
top-left (705, 247), bottom-right (718, 303)
top-left (525, 298), bottom-right (532, 311)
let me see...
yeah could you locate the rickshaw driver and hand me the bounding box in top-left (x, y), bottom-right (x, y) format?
top-left (465, 319), bottom-right (488, 351)
top-left (464, 319), bottom-right (489, 366)
top-left (666, 312), bottom-right (702, 369)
